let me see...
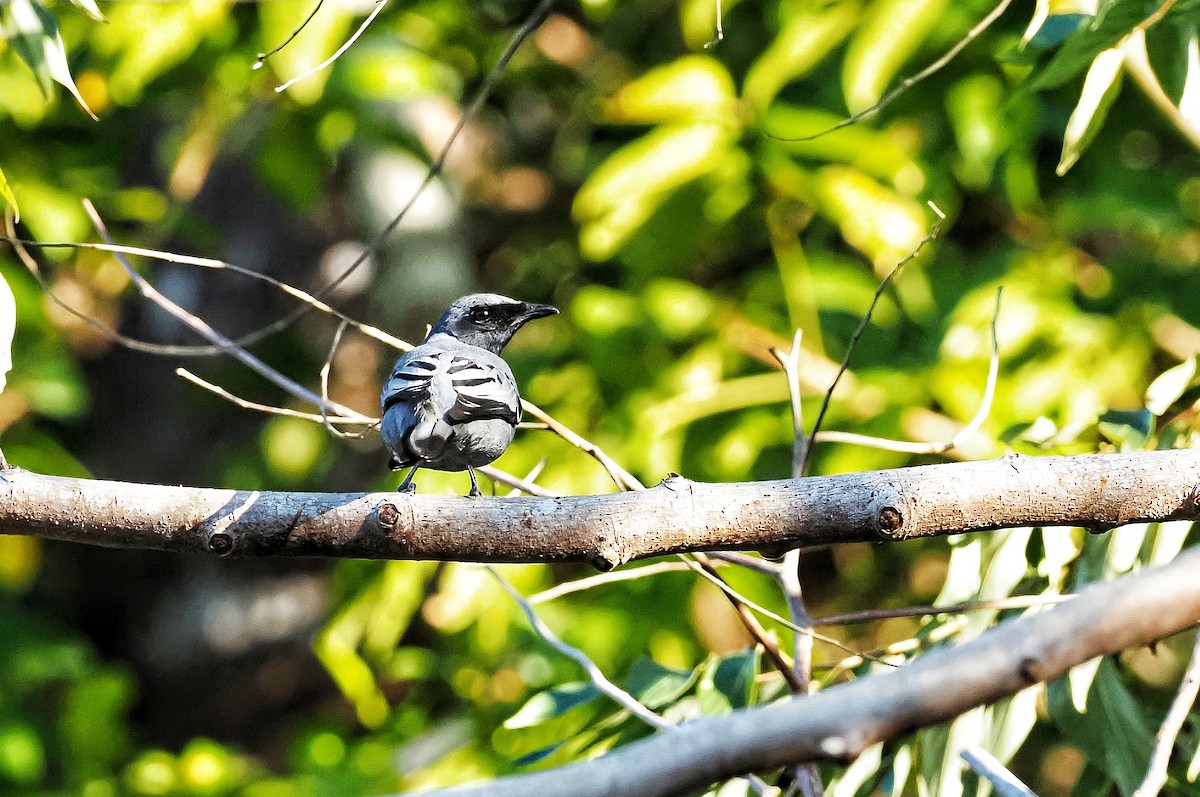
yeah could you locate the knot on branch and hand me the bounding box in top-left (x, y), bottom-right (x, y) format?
top-left (875, 505), bottom-right (905, 539)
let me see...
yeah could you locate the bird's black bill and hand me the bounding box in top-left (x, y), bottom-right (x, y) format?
top-left (519, 303), bottom-right (558, 321)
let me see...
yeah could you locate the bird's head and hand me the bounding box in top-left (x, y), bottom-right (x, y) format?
top-left (429, 293), bottom-right (558, 353)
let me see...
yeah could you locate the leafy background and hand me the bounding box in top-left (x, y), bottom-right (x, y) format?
top-left (1, 0), bottom-right (1200, 794)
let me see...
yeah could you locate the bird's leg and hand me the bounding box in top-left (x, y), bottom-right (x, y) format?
top-left (466, 466), bottom-right (482, 498)
top-left (397, 466), bottom-right (420, 494)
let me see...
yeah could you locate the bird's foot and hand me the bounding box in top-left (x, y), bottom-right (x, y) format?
top-left (467, 486), bottom-right (482, 499)
top-left (398, 482), bottom-right (417, 494)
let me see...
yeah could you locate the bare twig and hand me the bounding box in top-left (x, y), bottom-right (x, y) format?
top-left (814, 594), bottom-right (1071, 627)
top-left (703, 0), bottom-right (724, 49)
top-left (961, 747), bottom-right (1038, 797)
top-left (254, 0), bottom-right (324, 69)
top-left (320, 319), bottom-right (367, 439)
top-left (707, 551), bottom-right (782, 576)
top-left (507, 458), bottom-right (547, 497)
top-left (523, 401), bottom-right (644, 491)
top-left (767, 0), bottom-right (1016, 142)
top-left (0, 235), bottom-right (410, 353)
top-left (811, 286), bottom-right (1002, 456)
top-left (1132, 630), bottom-right (1200, 797)
top-left (770, 329), bottom-right (807, 478)
top-left (801, 201), bottom-right (945, 476)
top-left (682, 556), bottom-right (897, 668)
top-left (274, 0), bottom-right (390, 93)
top-left (486, 565), bottom-right (673, 731)
top-left (82, 200), bottom-right (370, 421)
top-left (529, 561), bottom-right (705, 604)
top-left (176, 368), bottom-right (372, 426)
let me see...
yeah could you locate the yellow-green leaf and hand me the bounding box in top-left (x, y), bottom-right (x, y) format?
top-left (1145, 357), bottom-right (1196, 416)
top-left (0, 271), bottom-right (15, 395)
top-left (0, 167), bottom-right (18, 223)
top-left (841, 0), bottom-right (947, 115)
top-left (573, 123), bottom-right (735, 259)
top-left (604, 56), bottom-right (736, 125)
top-left (4, 0), bottom-right (98, 119)
top-left (743, 1), bottom-right (859, 113)
top-left (1056, 46), bottom-right (1124, 176)
top-left (812, 165), bottom-right (927, 268)
top-left (67, 0), bottom-right (107, 23)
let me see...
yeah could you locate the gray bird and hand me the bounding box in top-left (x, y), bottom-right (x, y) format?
top-left (380, 293), bottom-right (558, 497)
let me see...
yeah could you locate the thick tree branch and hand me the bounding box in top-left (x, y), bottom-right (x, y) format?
top-left (405, 544), bottom-right (1200, 797)
top-left (0, 449), bottom-right (1198, 568)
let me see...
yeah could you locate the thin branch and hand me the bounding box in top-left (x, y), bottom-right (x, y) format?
top-left (0, 235), bottom-right (411, 353)
top-left (693, 553), bottom-right (807, 692)
top-left (682, 556), bottom-right (897, 668)
top-left (703, 0), bottom-right (724, 49)
top-left (528, 561), bottom-right (705, 604)
top-left (406, 546), bottom-right (1200, 797)
top-left (176, 368), bottom-right (371, 426)
top-left (523, 401), bottom-right (644, 491)
top-left (254, 0), bottom-right (324, 69)
top-left (961, 747), bottom-right (1038, 797)
top-left (810, 286), bottom-right (1002, 456)
top-left (770, 329), bottom-right (807, 479)
top-left (1132, 629), bottom-right (1200, 797)
top-left (320, 319), bottom-right (366, 439)
top-left (274, 0), bottom-right (389, 93)
top-left (507, 458), bottom-right (547, 497)
top-left (814, 594), bottom-right (1071, 627)
top-left (707, 550), bottom-right (782, 576)
top-left (486, 566), bottom-right (673, 731)
top-left (801, 201), bottom-right (945, 476)
top-left (767, 0), bottom-right (1016, 142)
top-left (81, 200), bottom-right (370, 421)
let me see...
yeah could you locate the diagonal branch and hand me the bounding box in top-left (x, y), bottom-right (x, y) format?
top-left (399, 545), bottom-right (1200, 797)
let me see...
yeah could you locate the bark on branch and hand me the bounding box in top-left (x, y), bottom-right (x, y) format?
top-left (414, 544), bottom-right (1200, 797)
top-left (1, 449), bottom-right (1198, 568)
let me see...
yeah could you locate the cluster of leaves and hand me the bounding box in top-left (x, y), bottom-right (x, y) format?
top-left (1, 0), bottom-right (1200, 795)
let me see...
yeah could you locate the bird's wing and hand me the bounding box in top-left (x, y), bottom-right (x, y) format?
top-left (443, 356), bottom-right (521, 425)
top-left (380, 347), bottom-right (521, 465)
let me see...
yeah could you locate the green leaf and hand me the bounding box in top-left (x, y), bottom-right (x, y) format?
top-left (605, 56), bottom-right (736, 125)
top-left (1096, 408), bottom-right (1153, 451)
top-left (0, 167), bottom-right (18, 223)
top-left (1057, 47), bottom-right (1124, 175)
top-left (3, 0), bottom-right (98, 120)
top-left (504, 682), bottom-right (601, 729)
top-left (1048, 658), bottom-right (1154, 795)
top-left (697, 649), bottom-right (758, 715)
top-left (1145, 357), bottom-right (1197, 416)
top-left (67, 0), bottom-right (107, 23)
top-left (0, 272), bottom-right (14, 395)
top-left (625, 659), bottom-right (698, 710)
top-left (743, 1), bottom-right (859, 112)
top-left (841, 0), bottom-right (948, 114)
top-left (1033, 0), bottom-right (1152, 90)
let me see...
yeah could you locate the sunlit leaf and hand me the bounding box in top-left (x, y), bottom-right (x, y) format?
top-left (743, 1), bottom-right (859, 112)
top-left (0, 271), bottom-right (14, 396)
top-left (3, 0), bottom-right (98, 119)
top-left (841, 0), bottom-right (947, 114)
top-left (67, 0), bottom-right (106, 23)
top-left (1057, 47), bottom-right (1124, 176)
top-left (605, 55), bottom-right (736, 124)
top-left (1096, 408), bottom-right (1152, 451)
top-left (504, 682), bottom-right (601, 729)
top-left (1145, 356), bottom-right (1196, 415)
top-left (0, 167), bottom-right (18, 223)
top-left (1033, 0), bottom-right (1151, 90)
top-left (626, 658), bottom-right (697, 710)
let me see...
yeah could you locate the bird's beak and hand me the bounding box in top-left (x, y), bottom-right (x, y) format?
top-left (520, 303), bottom-right (559, 321)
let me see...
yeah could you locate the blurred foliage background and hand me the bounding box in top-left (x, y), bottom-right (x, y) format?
top-left (1, 0), bottom-right (1200, 794)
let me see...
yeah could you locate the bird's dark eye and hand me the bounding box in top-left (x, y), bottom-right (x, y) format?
top-left (469, 307), bottom-right (493, 323)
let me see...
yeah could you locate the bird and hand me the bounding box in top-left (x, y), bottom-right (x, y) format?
top-left (380, 293), bottom-right (558, 497)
